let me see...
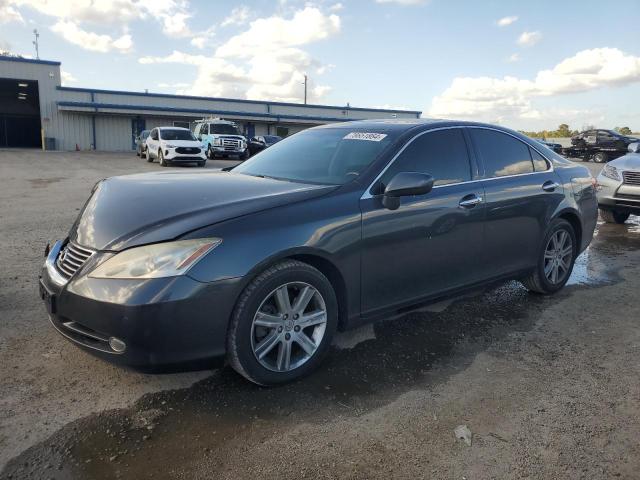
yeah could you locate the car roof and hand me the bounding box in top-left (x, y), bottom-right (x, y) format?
top-left (158, 126), bottom-right (190, 131)
top-left (313, 118), bottom-right (524, 135)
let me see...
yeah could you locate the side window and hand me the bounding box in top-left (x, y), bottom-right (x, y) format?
top-left (470, 129), bottom-right (533, 177)
top-left (151, 129), bottom-right (158, 140)
top-left (529, 148), bottom-right (549, 172)
top-left (380, 128), bottom-right (472, 189)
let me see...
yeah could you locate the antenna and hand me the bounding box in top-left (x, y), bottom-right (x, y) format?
top-left (32, 29), bottom-right (40, 59)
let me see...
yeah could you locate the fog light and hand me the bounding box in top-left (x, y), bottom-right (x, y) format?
top-left (109, 337), bottom-right (126, 353)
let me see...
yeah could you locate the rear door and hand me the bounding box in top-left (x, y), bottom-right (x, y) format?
top-left (360, 128), bottom-right (486, 314)
top-left (468, 127), bottom-right (565, 277)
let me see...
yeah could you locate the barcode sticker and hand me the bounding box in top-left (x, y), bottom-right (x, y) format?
top-left (343, 132), bottom-right (388, 142)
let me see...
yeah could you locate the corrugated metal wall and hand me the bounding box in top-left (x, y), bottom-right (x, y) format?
top-left (1, 57), bottom-right (421, 152)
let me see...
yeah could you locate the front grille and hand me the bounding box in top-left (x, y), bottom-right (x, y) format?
top-left (175, 147), bottom-right (201, 154)
top-left (222, 138), bottom-right (241, 150)
top-left (56, 241), bottom-right (95, 279)
top-left (622, 171), bottom-right (640, 186)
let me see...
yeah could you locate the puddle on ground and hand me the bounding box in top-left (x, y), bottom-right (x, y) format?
top-left (3, 220), bottom-right (639, 480)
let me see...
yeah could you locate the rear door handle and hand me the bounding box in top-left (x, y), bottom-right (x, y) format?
top-left (459, 194), bottom-right (483, 208)
top-left (542, 180), bottom-right (560, 192)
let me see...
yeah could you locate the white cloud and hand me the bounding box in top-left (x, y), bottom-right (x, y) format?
top-left (375, 0), bottom-right (427, 4)
top-left (329, 3), bottom-right (344, 11)
top-left (221, 6), bottom-right (250, 27)
top-left (60, 69), bottom-right (77, 84)
top-left (51, 21), bottom-right (132, 53)
top-left (507, 53), bottom-right (520, 62)
top-left (496, 15), bottom-right (518, 27)
top-left (428, 48), bottom-right (640, 124)
top-left (157, 82), bottom-right (191, 88)
top-left (517, 30), bottom-right (541, 47)
top-left (139, 7), bottom-right (340, 103)
top-left (0, 0), bottom-right (23, 23)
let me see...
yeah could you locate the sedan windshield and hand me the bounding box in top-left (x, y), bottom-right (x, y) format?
top-left (233, 128), bottom-right (395, 185)
top-left (160, 129), bottom-right (196, 141)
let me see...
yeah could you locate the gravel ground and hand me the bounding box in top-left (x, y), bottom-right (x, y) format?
top-left (1, 151), bottom-right (639, 479)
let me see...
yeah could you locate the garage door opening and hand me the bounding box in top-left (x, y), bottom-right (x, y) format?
top-left (0, 78), bottom-right (42, 148)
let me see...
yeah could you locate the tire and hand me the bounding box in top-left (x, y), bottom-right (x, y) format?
top-left (521, 218), bottom-right (577, 294)
top-left (207, 146), bottom-right (214, 160)
top-left (145, 148), bottom-right (153, 162)
top-left (593, 152), bottom-right (608, 163)
top-left (136, 147), bottom-right (140, 157)
top-left (158, 150), bottom-right (167, 167)
top-left (227, 260), bottom-right (338, 386)
top-left (600, 209), bottom-right (630, 224)
top-left (241, 150), bottom-right (250, 161)
top-left (198, 161), bottom-right (206, 167)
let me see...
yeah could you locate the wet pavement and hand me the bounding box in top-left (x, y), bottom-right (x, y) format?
top-left (1, 153), bottom-right (639, 479)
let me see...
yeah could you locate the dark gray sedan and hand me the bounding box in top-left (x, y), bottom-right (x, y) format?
top-left (135, 129), bottom-right (150, 157)
top-left (39, 119), bottom-right (598, 385)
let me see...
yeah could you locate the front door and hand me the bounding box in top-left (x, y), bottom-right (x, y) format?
top-left (468, 127), bottom-right (565, 276)
top-left (360, 128), bottom-right (486, 315)
top-left (131, 118), bottom-right (146, 150)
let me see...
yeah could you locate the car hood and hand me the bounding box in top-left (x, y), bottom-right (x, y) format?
top-left (71, 171), bottom-right (335, 251)
top-left (609, 153), bottom-right (640, 171)
top-left (161, 140), bottom-right (201, 147)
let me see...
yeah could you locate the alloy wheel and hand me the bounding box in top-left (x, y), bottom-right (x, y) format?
top-left (251, 282), bottom-right (327, 372)
top-left (544, 230), bottom-right (573, 284)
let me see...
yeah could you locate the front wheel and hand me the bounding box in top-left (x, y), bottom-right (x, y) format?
top-left (145, 148), bottom-right (153, 162)
top-left (521, 218), bottom-right (577, 294)
top-left (593, 152), bottom-right (608, 163)
top-left (600, 209), bottom-right (630, 224)
top-left (158, 150), bottom-right (168, 167)
top-left (227, 260), bottom-right (338, 386)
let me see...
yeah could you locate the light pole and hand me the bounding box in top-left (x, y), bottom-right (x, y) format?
top-left (303, 74), bottom-right (307, 105)
top-left (33, 29), bottom-right (40, 59)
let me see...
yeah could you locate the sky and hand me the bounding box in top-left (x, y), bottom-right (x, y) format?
top-left (1, 0), bottom-right (639, 131)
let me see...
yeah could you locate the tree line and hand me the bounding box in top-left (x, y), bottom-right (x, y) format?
top-left (520, 124), bottom-right (636, 138)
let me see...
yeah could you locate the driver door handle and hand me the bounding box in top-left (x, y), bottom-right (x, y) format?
top-left (459, 194), bottom-right (483, 208)
top-left (542, 180), bottom-right (560, 192)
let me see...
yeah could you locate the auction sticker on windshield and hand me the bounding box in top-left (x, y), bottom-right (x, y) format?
top-left (343, 132), bottom-right (388, 142)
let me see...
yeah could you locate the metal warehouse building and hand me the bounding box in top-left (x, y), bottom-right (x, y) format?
top-left (0, 56), bottom-right (421, 151)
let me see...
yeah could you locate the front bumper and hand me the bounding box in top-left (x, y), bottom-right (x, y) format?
top-left (165, 149), bottom-right (207, 162)
top-left (211, 146), bottom-right (247, 157)
top-left (597, 174), bottom-right (640, 213)
top-left (40, 240), bottom-right (242, 371)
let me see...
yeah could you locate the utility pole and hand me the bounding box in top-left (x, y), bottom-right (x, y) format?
top-left (33, 29), bottom-right (40, 59)
top-left (303, 74), bottom-right (308, 105)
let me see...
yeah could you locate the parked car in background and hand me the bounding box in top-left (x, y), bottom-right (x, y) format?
top-left (144, 127), bottom-right (206, 167)
top-left (135, 130), bottom-right (150, 157)
top-left (534, 138), bottom-right (563, 154)
top-left (596, 142), bottom-right (640, 223)
top-left (40, 119), bottom-right (597, 385)
top-left (569, 129), bottom-right (640, 163)
top-left (248, 135), bottom-right (282, 156)
top-left (194, 118), bottom-right (248, 160)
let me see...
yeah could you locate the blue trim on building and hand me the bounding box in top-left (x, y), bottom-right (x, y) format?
top-left (56, 86), bottom-right (422, 115)
top-left (0, 55), bottom-right (61, 66)
top-left (57, 101), bottom-right (365, 123)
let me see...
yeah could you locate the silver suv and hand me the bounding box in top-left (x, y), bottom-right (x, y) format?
top-left (193, 119), bottom-right (248, 160)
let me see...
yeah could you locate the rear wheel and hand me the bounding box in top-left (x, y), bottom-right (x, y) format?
top-left (600, 209), bottom-right (630, 224)
top-left (593, 152), bottom-right (608, 163)
top-left (227, 260), bottom-right (338, 386)
top-left (522, 218), bottom-right (576, 294)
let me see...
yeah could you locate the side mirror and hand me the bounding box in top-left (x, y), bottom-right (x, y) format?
top-left (628, 142), bottom-right (640, 153)
top-left (382, 172), bottom-right (434, 210)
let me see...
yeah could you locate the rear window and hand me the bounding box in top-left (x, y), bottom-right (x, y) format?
top-left (470, 129), bottom-right (533, 177)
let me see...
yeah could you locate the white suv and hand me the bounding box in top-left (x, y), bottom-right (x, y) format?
top-left (145, 127), bottom-right (207, 167)
top-left (193, 119), bottom-right (248, 160)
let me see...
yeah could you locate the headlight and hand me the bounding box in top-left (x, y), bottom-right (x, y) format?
top-left (213, 138), bottom-right (223, 146)
top-left (165, 144), bottom-right (176, 149)
top-left (89, 238), bottom-right (222, 279)
top-left (602, 164), bottom-right (620, 181)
